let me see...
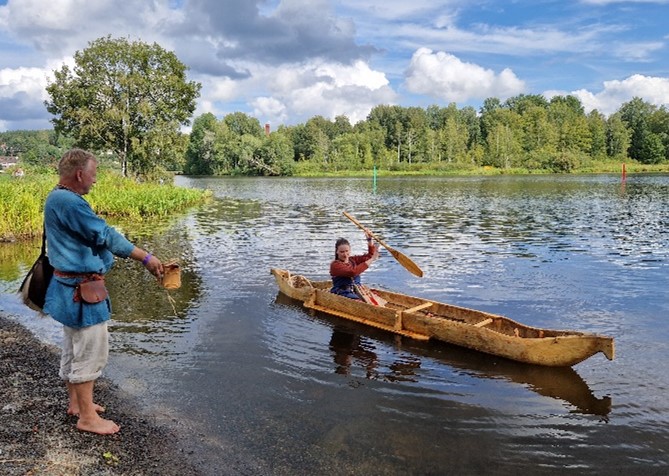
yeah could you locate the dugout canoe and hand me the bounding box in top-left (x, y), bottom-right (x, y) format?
top-left (276, 292), bottom-right (611, 415)
top-left (270, 268), bottom-right (615, 367)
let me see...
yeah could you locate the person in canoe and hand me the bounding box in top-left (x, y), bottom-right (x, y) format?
top-left (330, 229), bottom-right (380, 299)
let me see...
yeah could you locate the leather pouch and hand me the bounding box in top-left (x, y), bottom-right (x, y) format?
top-left (162, 260), bottom-right (181, 290)
top-left (78, 279), bottom-right (108, 304)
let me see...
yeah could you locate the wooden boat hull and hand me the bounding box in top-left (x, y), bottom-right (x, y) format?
top-left (270, 269), bottom-right (615, 367)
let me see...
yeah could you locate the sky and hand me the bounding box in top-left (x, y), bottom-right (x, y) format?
top-left (0, 0), bottom-right (668, 132)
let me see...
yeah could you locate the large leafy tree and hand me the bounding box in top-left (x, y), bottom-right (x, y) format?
top-left (184, 113), bottom-right (222, 175)
top-left (45, 36), bottom-right (201, 177)
top-left (618, 97), bottom-right (666, 164)
top-left (605, 113), bottom-right (631, 160)
top-left (484, 108), bottom-right (523, 168)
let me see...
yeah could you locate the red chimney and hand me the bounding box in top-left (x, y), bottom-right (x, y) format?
top-left (264, 123), bottom-right (270, 137)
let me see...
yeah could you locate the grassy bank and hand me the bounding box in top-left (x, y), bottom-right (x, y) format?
top-left (292, 160), bottom-right (669, 177)
top-left (0, 172), bottom-right (211, 242)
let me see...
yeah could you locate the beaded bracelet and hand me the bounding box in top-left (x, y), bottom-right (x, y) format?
top-left (142, 253), bottom-right (152, 266)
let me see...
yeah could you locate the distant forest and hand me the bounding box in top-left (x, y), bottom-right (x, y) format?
top-left (2, 94), bottom-right (668, 176)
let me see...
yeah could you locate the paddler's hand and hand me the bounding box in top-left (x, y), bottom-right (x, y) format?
top-left (364, 228), bottom-right (373, 241)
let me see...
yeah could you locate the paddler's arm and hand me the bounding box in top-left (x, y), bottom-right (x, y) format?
top-left (130, 247), bottom-right (164, 280)
top-left (364, 233), bottom-right (380, 265)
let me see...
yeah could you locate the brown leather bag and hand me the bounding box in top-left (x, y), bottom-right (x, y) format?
top-left (78, 279), bottom-right (108, 304)
top-left (19, 225), bottom-right (54, 313)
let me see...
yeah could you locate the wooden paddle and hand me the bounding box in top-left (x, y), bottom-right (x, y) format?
top-left (343, 211), bottom-right (424, 278)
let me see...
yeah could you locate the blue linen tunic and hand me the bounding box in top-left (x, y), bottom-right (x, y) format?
top-left (43, 188), bottom-right (135, 328)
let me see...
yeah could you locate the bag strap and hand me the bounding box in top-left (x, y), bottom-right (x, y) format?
top-left (41, 223), bottom-right (47, 256)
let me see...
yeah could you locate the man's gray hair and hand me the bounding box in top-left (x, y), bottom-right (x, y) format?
top-left (58, 149), bottom-right (97, 177)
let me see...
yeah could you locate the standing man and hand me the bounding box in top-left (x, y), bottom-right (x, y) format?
top-left (43, 149), bottom-right (164, 435)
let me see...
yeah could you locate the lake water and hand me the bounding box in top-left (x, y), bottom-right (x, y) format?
top-left (1, 174), bottom-right (668, 475)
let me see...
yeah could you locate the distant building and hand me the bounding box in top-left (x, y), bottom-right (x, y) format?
top-left (0, 156), bottom-right (19, 171)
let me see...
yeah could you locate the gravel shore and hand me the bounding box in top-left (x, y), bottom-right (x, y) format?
top-left (0, 314), bottom-right (203, 476)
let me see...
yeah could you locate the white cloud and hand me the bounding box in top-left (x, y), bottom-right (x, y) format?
top-left (612, 41), bottom-right (665, 61)
top-left (404, 48), bottom-right (525, 102)
top-left (545, 74), bottom-right (669, 115)
top-left (264, 60), bottom-right (396, 124)
top-left (252, 97), bottom-right (288, 124)
top-left (0, 55), bottom-right (76, 129)
top-left (189, 58), bottom-right (396, 126)
top-left (0, 65), bottom-right (54, 127)
top-left (0, 66), bottom-right (49, 98)
top-left (0, 0), bottom-right (174, 56)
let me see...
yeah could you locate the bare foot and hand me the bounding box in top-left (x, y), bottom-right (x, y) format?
top-left (67, 403), bottom-right (105, 416)
top-left (76, 415), bottom-right (120, 435)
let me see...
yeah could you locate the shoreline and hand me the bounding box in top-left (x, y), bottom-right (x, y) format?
top-left (0, 313), bottom-right (203, 476)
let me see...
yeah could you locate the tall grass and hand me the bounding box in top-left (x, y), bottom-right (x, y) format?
top-left (87, 174), bottom-right (210, 220)
top-left (0, 175), bottom-right (53, 240)
top-left (0, 172), bottom-right (210, 241)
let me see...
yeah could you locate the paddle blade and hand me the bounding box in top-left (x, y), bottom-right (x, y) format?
top-left (389, 248), bottom-right (424, 277)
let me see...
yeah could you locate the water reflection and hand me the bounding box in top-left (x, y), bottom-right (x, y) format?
top-left (106, 221), bottom-right (203, 357)
top-left (329, 328), bottom-right (422, 383)
top-left (276, 292), bottom-right (611, 417)
top-left (0, 237), bottom-right (42, 287)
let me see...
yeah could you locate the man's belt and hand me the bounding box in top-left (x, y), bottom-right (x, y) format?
top-left (54, 270), bottom-right (103, 280)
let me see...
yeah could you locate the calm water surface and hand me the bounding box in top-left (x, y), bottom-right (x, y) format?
top-left (1, 174), bottom-right (668, 475)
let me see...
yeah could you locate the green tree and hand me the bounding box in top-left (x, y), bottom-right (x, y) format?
top-left (404, 107), bottom-right (428, 164)
top-left (459, 106), bottom-right (482, 151)
top-left (258, 133), bottom-right (295, 175)
top-left (504, 94), bottom-right (549, 115)
top-left (606, 113), bottom-right (631, 160)
top-left (184, 113), bottom-right (221, 175)
top-left (484, 109), bottom-right (523, 168)
top-left (586, 110), bottom-right (607, 159)
top-left (520, 106), bottom-right (556, 154)
top-left (547, 96), bottom-right (591, 171)
top-left (426, 104), bottom-right (446, 130)
top-left (618, 97), bottom-right (664, 164)
top-left (439, 116), bottom-right (469, 163)
top-left (223, 112), bottom-right (263, 137)
top-left (290, 121), bottom-right (328, 163)
top-left (479, 97), bottom-right (503, 144)
top-left (304, 117), bottom-right (332, 164)
top-left (367, 104), bottom-right (404, 158)
top-left (638, 129), bottom-right (665, 164)
top-left (332, 115), bottom-right (353, 137)
top-left (354, 120), bottom-right (386, 167)
top-left (648, 106), bottom-right (669, 162)
top-left (45, 35), bottom-right (201, 178)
